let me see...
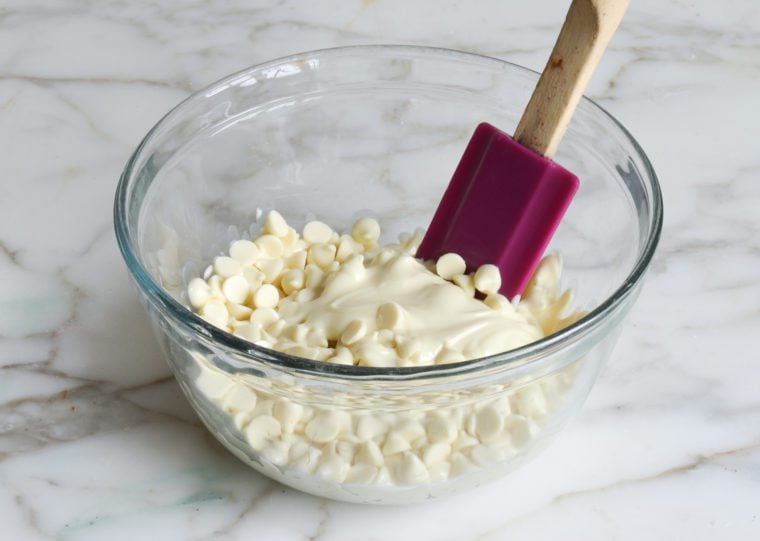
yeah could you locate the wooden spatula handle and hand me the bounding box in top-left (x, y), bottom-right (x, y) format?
top-left (514, 0), bottom-right (629, 158)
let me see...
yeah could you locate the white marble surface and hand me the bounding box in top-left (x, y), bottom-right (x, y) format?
top-left (1, 0), bottom-right (759, 538)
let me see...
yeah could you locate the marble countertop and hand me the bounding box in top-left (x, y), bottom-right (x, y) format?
top-left (2, 0), bottom-right (759, 539)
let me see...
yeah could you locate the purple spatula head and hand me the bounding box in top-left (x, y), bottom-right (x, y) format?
top-left (416, 122), bottom-right (579, 299)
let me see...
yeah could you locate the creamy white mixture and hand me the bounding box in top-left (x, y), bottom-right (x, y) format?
top-left (285, 251), bottom-right (543, 366)
top-left (188, 211), bottom-right (576, 367)
top-left (186, 212), bottom-right (581, 496)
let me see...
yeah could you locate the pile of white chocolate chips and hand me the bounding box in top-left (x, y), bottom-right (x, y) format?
top-left (188, 211), bottom-right (582, 489)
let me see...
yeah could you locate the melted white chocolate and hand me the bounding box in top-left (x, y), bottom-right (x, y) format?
top-left (289, 250), bottom-right (543, 365)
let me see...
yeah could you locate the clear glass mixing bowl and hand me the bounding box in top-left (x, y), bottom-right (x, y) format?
top-left (114, 45), bottom-right (662, 504)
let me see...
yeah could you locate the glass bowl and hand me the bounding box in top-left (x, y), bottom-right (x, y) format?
top-left (114, 45), bottom-right (662, 504)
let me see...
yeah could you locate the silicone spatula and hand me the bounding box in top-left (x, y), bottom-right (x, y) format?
top-left (417, 0), bottom-right (629, 299)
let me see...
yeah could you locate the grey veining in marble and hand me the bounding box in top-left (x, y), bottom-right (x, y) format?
top-left (1, 0), bottom-right (759, 539)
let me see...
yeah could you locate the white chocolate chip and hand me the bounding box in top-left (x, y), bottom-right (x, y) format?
top-left (207, 275), bottom-right (223, 298)
top-left (252, 398), bottom-right (275, 418)
top-left (282, 324), bottom-right (310, 343)
top-left (253, 284), bottom-right (279, 309)
top-left (245, 415), bottom-right (281, 450)
top-left (234, 322), bottom-right (263, 342)
top-left (475, 404), bottom-right (505, 443)
top-left (336, 441), bottom-right (356, 463)
top-left (292, 450), bottom-right (322, 475)
top-left (226, 301), bottom-right (252, 321)
top-left (376, 302), bottom-right (404, 331)
top-left (422, 442), bottom-right (452, 468)
top-left (273, 399), bottom-right (303, 433)
top-left (232, 411), bottom-right (251, 431)
top-left (392, 452), bottom-right (429, 485)
top-left (243, 267), bottom-right (266, 289)
top-left (195, 367), bottom-right (233, 400)
top-left (222, 383), bottom-right (258, 413)
top-left (316, 450), bottom-right (349, 483)
top-left (200, 301), bottom-right (228, 328)
top-left (305, 412), bottom-right (343, 443)
top-left (229, 240), bottom-right (260, 265)
top-left (452, 432), bottom-right (479, 452)
top-left (280, 269), bottom-right (305, 295)
top-left (255, 258), bottom-right (284, 284)
top-left (306, 327), bottom-right (328, 348)
top-left (288, 438), bottom-right (313, 463)
top-left (311, 347), bottom-right (337, 362)
top-left (491, 396), bottom-right (512, 416)
top-left (304, 264), bottom-right (325, 289)
top-left (474, 264), bottom-right (502, 295)
top-left (426, 414), bottom-right (457, 444)
top-left (262, 439), bottom-right (291, 466)
top-left (356, 415), bottom-right (388, 440)
top-left (382, 432), bottom-right (410, 455)
top-left (250, 307), bottom-right (279, 326)
top-left (351, 217), bottom-right (381, 247)
top-left (222, 275), bottom-right (249, 304)
top-left (284, 250), bottom-right (307, 270)
top-left (213, 256), bottom-right (243, 278)
top-left (335, 234), bottom-right (363, 262)
top-left (187, 278), bottom-right (211, 309)
top-left (340, 320), bottom-right (367, 345)
top-left (541, 375), bottom-right (562, 402)
top-left (327, 346), bottom-right (354, 366)
top-left (450, 452), bottom-right (478, 477)
top-left (354, 341), bottom-right (397, 367)
top-left (284, 345), bottom-right (319, 359)
top-left (435, 253), bottom-right (466, 280)
top-left (356, 440), bottom-right (385, 467)
top-left (303, 220), bottom-right (334, 245)
top-left (255, 235), bottom-right (284, 258)
top-left (307, 243), bottom-right (337, 268)
top-left (280, 227), bottom-right (301, 251)
top-left (395, 419), bottom-right (425, 443)
top-left (262, 210), bottom-right (289, 237)
top-left (504, 415), bottom-right (533, 447)
top-left (375, 467), bottom-right (392, 485)
top-left (208, 274), bottom-right (224, 301)
top-left (516, 386), bottom-right (548, 418)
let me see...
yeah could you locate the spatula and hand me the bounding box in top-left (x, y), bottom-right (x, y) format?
top-left (417, 0), bottom-right (629, 299)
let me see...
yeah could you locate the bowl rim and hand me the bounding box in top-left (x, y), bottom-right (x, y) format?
top-left (114, 44), bottom-right (663, 382)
